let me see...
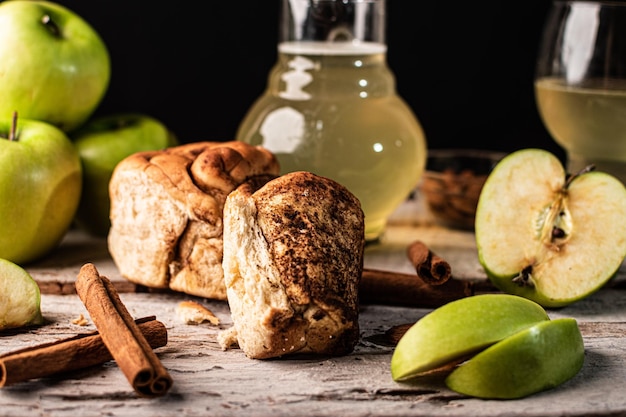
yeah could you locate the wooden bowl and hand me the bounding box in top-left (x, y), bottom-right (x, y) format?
top-left (420, 149), bottom-right (506, 230)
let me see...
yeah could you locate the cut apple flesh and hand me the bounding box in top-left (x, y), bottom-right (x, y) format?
top-left (391, 294), bottom-right (549, 381)
top-left (445, 318), bottom-right (584, 399)
top-left (475, 149), bottom-right (626, 307)
top-left (0, 258), bottom-right (43, 330)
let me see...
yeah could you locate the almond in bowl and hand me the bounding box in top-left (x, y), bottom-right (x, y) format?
top-left (420, 149), bottom-right (505, 230)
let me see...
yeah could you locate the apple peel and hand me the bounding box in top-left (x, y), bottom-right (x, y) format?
top-left (390, 294), bottom-right (550, 381)
top-left (445, 318), bottom-right (584, 399)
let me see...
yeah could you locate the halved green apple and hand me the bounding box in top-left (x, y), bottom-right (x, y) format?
top-left (475, 148), bottom-right (626, 307)
top-left (0, 258), bottom-right (44, 330)
top-left (445, 318), bottom-right (584, 399)
top-left (391, 294), bottom-right (549, 381)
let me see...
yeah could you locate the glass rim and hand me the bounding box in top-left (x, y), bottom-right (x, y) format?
top-left (302, 0), bottom-right (383, 2)
top-left (553, 0), bottom-right (626, 6)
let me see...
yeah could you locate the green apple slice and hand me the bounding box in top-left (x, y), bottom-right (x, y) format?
top-left (0, 258), bottom-right (44, 330)
top-left (475, 148), bottom-right (626, 307)
top-left (445, 318), bottom-right (584, 399)
top-left (391, 294), bottom-right (549, 381)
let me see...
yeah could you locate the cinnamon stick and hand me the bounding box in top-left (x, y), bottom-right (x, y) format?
top-left (0, 316), bottom-right (166, 388)
top-left (75, 263), bottom-right (172, 397)
top-left (406, 240), bottom-right (452, 285)
top-left (360, 268), bottom-right (473, 308)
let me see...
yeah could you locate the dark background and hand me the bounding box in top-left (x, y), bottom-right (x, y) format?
top-left (56, 1), bottom-right (563, 159)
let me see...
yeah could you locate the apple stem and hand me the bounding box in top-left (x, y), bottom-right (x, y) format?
top-left (564, 165), bottom-right (595, 189)
top-left (512, 265), bottom-right (534, 287)
top-left (8, 111), bottom-right (17, 142)
top-left (41, 15), bottom-right (61, 38)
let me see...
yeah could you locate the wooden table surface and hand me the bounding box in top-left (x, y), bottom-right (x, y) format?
top-left (2, 199), bottom-right (626, 417)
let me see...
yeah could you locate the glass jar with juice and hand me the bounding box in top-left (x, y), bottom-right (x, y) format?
top-left (236, 0), bottom-right (427, 241)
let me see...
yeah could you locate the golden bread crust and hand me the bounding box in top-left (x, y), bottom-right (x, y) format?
top-left (222, 171), bottom-right (365, 358)
top-left (108, 141), bottom-right (279, 299)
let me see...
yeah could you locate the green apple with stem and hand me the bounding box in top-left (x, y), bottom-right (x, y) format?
top-left (0, 258), bottom-right (44, 330)
top-left (0, 0), bottom-right (110, 133)
top-left (445, 318), bottom-right (584, 399)
top-left (475, 148), bottom-right (626, 308)
top-left (0, 112), bottom-right (82, 264)
top-left (72, 113), bottom-right (178, 236)
top-left (391, 294), bottom-right (550, 381)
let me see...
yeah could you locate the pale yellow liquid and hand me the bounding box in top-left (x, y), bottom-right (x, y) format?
top-left (236, 41), bottom-right (426, 240)
top-left (535, 77), bottom-right (626, 182)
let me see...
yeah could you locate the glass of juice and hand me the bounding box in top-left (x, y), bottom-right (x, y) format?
top-left (535, 1), bottom-right (626, 183)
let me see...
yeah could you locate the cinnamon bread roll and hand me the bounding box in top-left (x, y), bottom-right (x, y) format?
top-left (221, 171), bottom-right (365, 358)
top-left (107, 141), bottom-right (279, 299)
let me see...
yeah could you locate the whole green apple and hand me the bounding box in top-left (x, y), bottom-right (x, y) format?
top-left (475, 148), bottom-right (626, 307)
top-left (0, 115), bottom-right (82, 264)
top-left (0, 258), bottom-right (44, 330)
top-left (72, 113), bottom-right (178, 236)
top-left (0, 0), bottom-right (110, 132)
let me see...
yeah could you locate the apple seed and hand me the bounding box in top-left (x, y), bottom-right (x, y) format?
top-left (552, 226), bottom-right (566, 239)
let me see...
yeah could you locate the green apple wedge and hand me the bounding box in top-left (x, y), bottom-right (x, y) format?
top-left (0, 258), bottom-right (44, 330)
top-left (391, 294), bottom-right (550, 381)
top-left (445, 318), bottom-right (584, 399)
top-left (0, 0), bottom-right (110, 132)
top-left (0, 114), bottom-right (82, 264)
top-left (72, 113), bottom-right (178, 236)
top-left (475, 148), bottom-right (626, 308)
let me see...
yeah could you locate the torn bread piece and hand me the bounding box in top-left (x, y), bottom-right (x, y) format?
top-left (107, 141), bottom-right (279, 300)
top-left (222, 171), bottom-right (365, 359)
top-left (176, 300), bottom-right (220, 325)
top-left (217, 326), bottom-right (239, 350)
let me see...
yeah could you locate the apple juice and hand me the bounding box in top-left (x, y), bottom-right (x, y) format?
top-left (535, 76), bottom-right (626, 183)
top-left (236, 41), bottom-right (426, 241)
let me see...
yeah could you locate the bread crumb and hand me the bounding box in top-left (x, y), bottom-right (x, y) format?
top-left (71, 314), bottom-right (89, 326)
top-left (217, 327), bottom-right (239, 350)
top-left (176, 300), bottom-right (220, 325)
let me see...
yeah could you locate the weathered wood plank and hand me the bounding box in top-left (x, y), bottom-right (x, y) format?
top-left (1, 288), bottom-right (626, 417)
top-left (2, 201), bottom-right (625, 416)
